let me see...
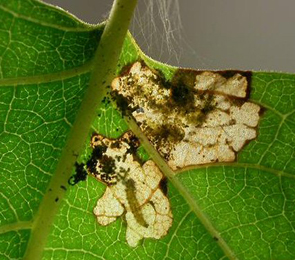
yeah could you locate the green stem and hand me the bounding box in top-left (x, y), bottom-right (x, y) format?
top-left (23, 0), bottom-right (138, 259)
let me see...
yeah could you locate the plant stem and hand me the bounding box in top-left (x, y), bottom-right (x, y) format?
top-left (23, 0), bottom-right (137, 259)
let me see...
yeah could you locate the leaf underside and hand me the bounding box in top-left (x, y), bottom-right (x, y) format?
top-left (0, 1), bottom-right (294, 260)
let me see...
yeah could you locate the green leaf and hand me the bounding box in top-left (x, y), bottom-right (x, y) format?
top-left (0, 1), bottom-right (294, 260)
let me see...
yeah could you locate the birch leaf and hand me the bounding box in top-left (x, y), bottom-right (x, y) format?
top-left (0, 1), bottom-right (294, 260)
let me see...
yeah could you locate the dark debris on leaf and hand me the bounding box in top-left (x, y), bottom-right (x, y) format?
top-left (68, 162), bottom-right (88, 186)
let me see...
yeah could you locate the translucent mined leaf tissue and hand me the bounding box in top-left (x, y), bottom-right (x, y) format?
top-left (112, 62), bottom-right (261, 170)
top-left (87, 61), bottom-right (262, 247)
top-left (87, 131), bottom-right (173, 247)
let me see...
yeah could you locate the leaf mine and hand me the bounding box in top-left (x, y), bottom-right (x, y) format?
top-left (111, 62), bottom-right (261, 170)
top-left (87, 131), bottom-right (173, 247)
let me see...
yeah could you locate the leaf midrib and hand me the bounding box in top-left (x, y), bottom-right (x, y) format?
top-left (21, 0), bottom-right (138, 259)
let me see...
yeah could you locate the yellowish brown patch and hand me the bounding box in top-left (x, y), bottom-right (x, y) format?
top-left (88, 132), bottom-right (173, 247)
top-left (111, 62), bottom-right (261, 170)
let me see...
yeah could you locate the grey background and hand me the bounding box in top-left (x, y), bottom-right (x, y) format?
top-left (44, 0), bottom-right (295, 73)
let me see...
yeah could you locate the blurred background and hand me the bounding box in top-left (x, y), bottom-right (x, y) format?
top-left (44, 0), bottom-right (295, 73)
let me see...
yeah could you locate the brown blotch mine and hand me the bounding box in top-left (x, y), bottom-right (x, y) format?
top-left (111, 61), bottom-right (262, 170)
top-left (89, 131), bottom-right (173, 247)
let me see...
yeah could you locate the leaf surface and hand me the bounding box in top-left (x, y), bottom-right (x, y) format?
top-left (0, 1), bottom-right (294, 260)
